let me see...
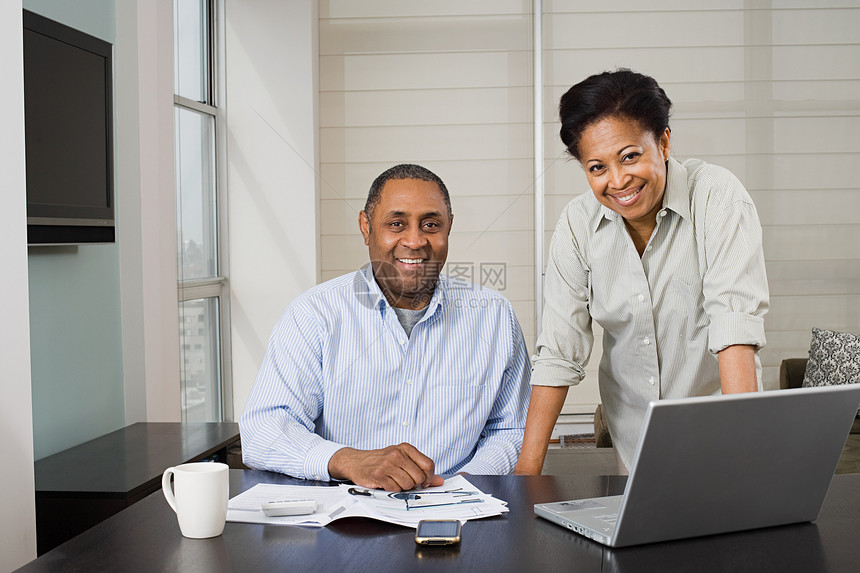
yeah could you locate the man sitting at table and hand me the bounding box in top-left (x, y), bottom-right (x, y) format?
top-left (239, 164), bottom-right (531, 492)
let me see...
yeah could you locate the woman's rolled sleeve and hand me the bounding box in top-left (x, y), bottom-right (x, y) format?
top-left (532, 207), bottom-right (593, 387)
top-left (700, 168), bottom-right (769, 355)
top-left (531, 357), bottom-right (586, 387)
top-left (708, 312), bottom-right (766, 355)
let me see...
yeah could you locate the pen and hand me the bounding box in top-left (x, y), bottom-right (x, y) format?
top-left (348, 487), bottom-right (482, 500)
top-left (406, 498), bottom-right (484, 510)
top-left (348, 487), bottom-right (418, 500)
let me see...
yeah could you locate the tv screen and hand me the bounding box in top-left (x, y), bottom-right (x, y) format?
top-left (23, 10), bottom-right (115, 245)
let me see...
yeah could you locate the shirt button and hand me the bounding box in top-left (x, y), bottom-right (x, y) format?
top-left (649, 377), bottom-right (655, 385)
top-left (659, 210), bottom-right (667, 217)
top-left (399, 339), bottom-right (405, 345)
top-left (402, 421), bottom-right (409, 427)
top-left (314, 475), bottom-right (321, 480)
top-left (406, 379), bottom-right (414, 385)
top-left (643, 337), bottom-right (651, 345)
top-left (645, 245), bottom-right (653, 252)
top-left (637, 294), bottom-right (645, 302)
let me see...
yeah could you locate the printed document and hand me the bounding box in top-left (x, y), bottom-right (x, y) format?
top-left (226, 475), bottom-right (508, 528)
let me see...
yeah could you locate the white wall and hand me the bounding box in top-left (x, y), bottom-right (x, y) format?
top-left (116, 0), bottom-right (181, 422)
top-left (318, 1), bottom-right (536, 341)
top-left (317, 2), bottom-right (595, 407)
top-left (542, 1), bottom-right (860, 393)
top-left (226, 0), bottom-right (321, 419)
top-left (0, 3), bottom-right (37, 569)
top-left (319, 1), bottom-right (860, 414)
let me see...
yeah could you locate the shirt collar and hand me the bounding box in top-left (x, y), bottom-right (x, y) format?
top-left (594, 201), bottom-right (619, 232)
top-left (358, 263), bottom-right (446, 318)
top-left (592, 156), bottom-right (690, 232)
top-left (662, 156), bottom-right (691, 223)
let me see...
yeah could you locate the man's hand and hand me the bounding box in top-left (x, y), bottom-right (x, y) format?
top-left (328, 443), bottom-right (445, 492)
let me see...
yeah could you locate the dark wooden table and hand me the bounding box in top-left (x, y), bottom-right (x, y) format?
top-left (18, 470), bottom-right (860, 572)
top-left (34, 422), bottom-right (240, 554)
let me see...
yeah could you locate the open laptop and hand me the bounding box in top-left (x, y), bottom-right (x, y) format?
top-left (534, 384), bottom-right (860, 547)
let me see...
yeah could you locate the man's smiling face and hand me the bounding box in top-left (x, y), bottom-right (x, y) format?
top-left (359, 178), bottom-right (452, 310)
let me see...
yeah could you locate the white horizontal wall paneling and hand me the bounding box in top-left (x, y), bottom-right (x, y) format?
top-left (319, 1), bottom-right (537, 352)
top-left (320, 14), bottom-right (530, 55)
top-left (318, 2), bottom-right (860, 411)
top-left (544, 2), bottom-right (860, 403)
top-left (548, 11), bottom-right (745, 50)
top-left (320, 159), bottom-right (535, 201)
top-left (322, 0), bottom-right (527, 19)
top-left (320, 52), bottom-right (532, 92)
top-left (546, 0), bottom-right (746, 11)
top-left (320, 124), bottom-right (533, 164)
top-left (766, 260), bottom-right (860, 296)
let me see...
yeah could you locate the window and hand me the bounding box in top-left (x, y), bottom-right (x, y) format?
top-left (174, 0), bottom-right (231, 422)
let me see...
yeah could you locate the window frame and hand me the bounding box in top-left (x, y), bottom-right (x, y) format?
top-left (173, 0), bottom-right (232, 422)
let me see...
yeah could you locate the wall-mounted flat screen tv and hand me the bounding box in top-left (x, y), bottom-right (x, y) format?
top-left (23, 10), bottom-right (115, 245)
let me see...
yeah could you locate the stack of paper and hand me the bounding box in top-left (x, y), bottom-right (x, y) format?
top-left (226, 475), bottom-right (508, 528)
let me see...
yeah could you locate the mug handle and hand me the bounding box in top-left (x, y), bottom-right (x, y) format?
top-left (162, 467), bottom-right (178, 513)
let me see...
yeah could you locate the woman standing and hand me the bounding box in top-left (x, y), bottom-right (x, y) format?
top-left (516, 70), bottom-right (769, 473)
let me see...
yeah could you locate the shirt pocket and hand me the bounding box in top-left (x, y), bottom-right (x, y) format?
top-left (671, 277), bottom-right (707, 341)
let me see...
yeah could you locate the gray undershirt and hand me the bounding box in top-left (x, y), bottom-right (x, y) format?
top-left (393, 306), bottom-right (427, 338)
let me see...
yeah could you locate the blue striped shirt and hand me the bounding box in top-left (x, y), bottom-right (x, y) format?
top-left (239, 264), bottom-right (531, 480)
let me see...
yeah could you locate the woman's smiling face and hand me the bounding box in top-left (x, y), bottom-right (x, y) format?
top-left (579, 116), bottom-right (671, 230)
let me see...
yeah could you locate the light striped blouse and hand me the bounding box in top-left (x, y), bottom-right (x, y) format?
top-left (239, 264), bottom-right (531, 480)
top-left (533, 157), bottom-right (769, 468)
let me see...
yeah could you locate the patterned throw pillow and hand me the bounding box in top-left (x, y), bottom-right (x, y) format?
top-left (802, 328), bottom-right (860, 416)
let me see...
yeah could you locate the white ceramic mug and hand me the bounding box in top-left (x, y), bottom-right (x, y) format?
top-left (162, 462), bottom-right (229, 539)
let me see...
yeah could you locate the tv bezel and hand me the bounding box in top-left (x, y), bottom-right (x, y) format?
top-left (23, 9), bottom-right (115, 245)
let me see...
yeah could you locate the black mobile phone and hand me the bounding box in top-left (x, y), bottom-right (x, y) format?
top-left (414, 519), bottom-right (462, 545)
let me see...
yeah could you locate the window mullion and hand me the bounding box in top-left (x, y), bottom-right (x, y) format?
top-left (178, 277), bottom-right (224, 302)
top-left (174, 94), bottom-right (216, 116)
